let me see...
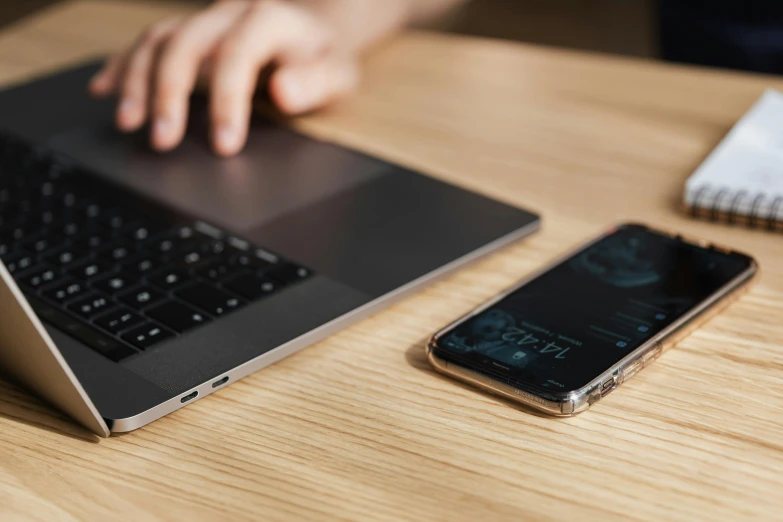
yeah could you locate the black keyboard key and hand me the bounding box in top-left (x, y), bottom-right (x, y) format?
top-left (231, 252), bottom-right (275, 271)
top-left (175, 283), bottom-right (245, 316)
top-left (96, 243), bottom-right (134, 262)
top-left (71, 232), bottom-right (109, 251)
top-left (122, 322), bottom-right (175, 350)
top-left (225, 236), bottom-right (251, 252)
top-left (146, 300), bottom-right (210, 333)
top-left (125, 224), bottom-right (152, 242)
top-left (39, 179), bottom-right (57, 198)
top-left (229, 253), bottom-right (254, 268)
top-left (199, 239), bottom-right (234, 257)
top-left (172, 249), bottom-right (205, 267)
top-left (38, 208), bottom-right (59, 226)
top-left (1, 223), bottom-right (39, 241)
top-left (3, 252), bottom-right (36, 274)
top-left (122, 255), bottom-right (161, 276)
top-left (59, 189), bottom-right (82, 211)
top-left (195, 260), bottom-right (233, 281)
top-left (0, 241), bottom-right (11, 258)
top-left (67, 292), bottom-right (115, 319)
top-left (146, 225), bottom-right (200, 254)
top-left (69, 259), bottom-right (115, 281)
top-left (91, 273), bottom-right (140, 295)
top-left (117, 286), bottom-right (167, 310)
top-left (42, 279), bottom-right (89, 304)
top-left (82, 202), bottom-right (104, 220)
top-left (19, 266), bottom-right (58, 290)
top-left (61, 221), bottom-right (84, 237)
top-left (82, 328), bottom-right (138, 361)
top-left (171, 225), bottom-right (197, 240)
top-left (21, 235), bottom-right (63, 254)
top-left (94, 308), bottom-right (145, 335)
top-left (222, 274), bottom-right (280, 301)
top-left (266, 263), bottom-right (312, 284)
top-left (123, 221), bottom-right (165, 242)
top-left (27, 296), bottom-right (137, 362)
top-left (44, 247), bottom-right (86, 268)
top-left (147, 236), bottom-right (178, 255)
top-left (147, 268), bottom-right (190, 291)
top-left (99, 210), bottom-right (129, 231)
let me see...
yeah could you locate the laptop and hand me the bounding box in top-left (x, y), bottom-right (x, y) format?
top-left (0, 61), bottom-right (540, 436)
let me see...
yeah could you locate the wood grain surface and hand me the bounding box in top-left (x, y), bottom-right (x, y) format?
top-left (1, 2), bottom-right (783, 521)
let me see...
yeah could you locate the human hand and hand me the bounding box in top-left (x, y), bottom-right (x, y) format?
top-left (89, 0), bottom-right (360, 156)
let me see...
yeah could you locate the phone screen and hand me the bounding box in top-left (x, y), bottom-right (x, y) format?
top-left (434, 225), bottom-right (754, 393)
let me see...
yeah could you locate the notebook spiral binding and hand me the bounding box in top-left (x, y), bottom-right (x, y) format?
top-left (688, 185), bottom-right (783, 232)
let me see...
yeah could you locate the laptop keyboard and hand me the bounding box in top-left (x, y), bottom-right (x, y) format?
top-left (0, 130), bottom-right (312, 362)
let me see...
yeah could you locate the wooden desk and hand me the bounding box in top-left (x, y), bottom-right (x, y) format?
top-left (1, 2), bottom-right (782, 521)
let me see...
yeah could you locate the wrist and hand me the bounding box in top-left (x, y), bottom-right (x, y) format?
top-left (291, 0), bottom-right (416, 54)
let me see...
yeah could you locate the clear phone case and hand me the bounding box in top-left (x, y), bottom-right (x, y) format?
top-left (427, 224), bottom-right (758, 416)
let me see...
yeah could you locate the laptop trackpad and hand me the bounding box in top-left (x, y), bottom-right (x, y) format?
top-left (48, 118), bottom-right (384, 234)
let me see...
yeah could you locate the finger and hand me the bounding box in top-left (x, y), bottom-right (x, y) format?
top-left (269, 57), bottom-right (360, 115)
top-left (209, 2), bottom-right (330, 156)
top-left (116, 20), bottom-right (182, 132)
top-left (150, 1), bottom-right (249, 151)
top-left (89, 51), bottom-right (129, 97)
top-left (89, 17), bottom-right (181, 98)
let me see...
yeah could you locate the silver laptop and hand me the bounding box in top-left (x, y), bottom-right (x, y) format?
top-left (0, 61), bottom-right (539, 436)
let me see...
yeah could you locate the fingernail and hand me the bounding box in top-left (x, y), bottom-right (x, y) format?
top-left (216, 124), bottom-right (241, 154)
top-left (119, 98), bottom-right (137, 117)
top-left (280, 73), bottom-right (307, 112)
top-left (89, 73), bottom-right (106, 91)
top-left (153, 117), bottom-right (173, 143)
top-left (282, 74), bottom-right (302, 101)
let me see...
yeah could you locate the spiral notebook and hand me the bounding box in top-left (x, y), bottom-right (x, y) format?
top-left (684, 89), bottom-right (783, 231)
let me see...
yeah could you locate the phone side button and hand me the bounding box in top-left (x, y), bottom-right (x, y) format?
top-left (560, 400), bottom-right (574, 415)
top-left (642, 342), bottom-right (663, 366)
top-left (623, 360), bottom-right (643, 381)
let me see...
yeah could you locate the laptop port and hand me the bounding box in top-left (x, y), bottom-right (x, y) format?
top-left (212, 376), bottom-right (229, 388)
top-left (181, 391), bottom-right (198, 403)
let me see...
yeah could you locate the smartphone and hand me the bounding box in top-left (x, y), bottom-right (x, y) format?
top-left (427, 223), bottom-right (757, 416)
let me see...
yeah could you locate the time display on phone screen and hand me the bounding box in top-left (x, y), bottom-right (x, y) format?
top-left (436, 225), bottom-right (752, 391)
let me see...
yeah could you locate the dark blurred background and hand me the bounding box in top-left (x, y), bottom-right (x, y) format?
top-left (2, 1), bottom-right (781, 74)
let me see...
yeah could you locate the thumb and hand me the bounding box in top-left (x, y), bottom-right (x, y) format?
top-left (269, 56), bottom-right (360, 115)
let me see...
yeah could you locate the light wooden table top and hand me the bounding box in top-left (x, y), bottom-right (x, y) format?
top-left (1, 2), bottom-right (783, 521)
